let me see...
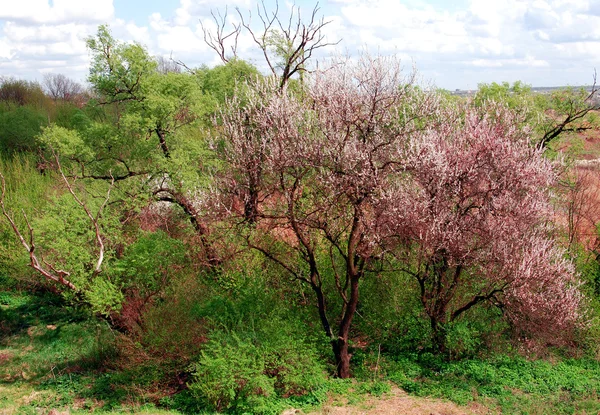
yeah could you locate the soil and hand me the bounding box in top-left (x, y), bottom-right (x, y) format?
top-left (300, 387), bottom-right (497, 415)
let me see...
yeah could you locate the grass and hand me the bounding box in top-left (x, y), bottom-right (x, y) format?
top-left (0, 289), bottom-right (185, 414)
top-left (3, 289), bottom-right (600, 414)
top-left (383, 352), bottom-right (600, 414)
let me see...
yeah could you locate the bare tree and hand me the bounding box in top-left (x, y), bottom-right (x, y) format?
top-left (199, 7), bottom-right (241, 64)
top-left (558, 165), bottom-right (600, 250)
top-left (43, 73), bottom-right (84, 102)
top-left (156, 55), bottom-right (182, 74)
top-left (202, 1), bottom-right (339, 88)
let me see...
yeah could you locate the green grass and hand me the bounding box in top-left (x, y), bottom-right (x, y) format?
top-left (0, 290), bottom-right (185, 414)
top-left (383, 353), bottom-right (600, 414)
top-left (4, 289), bottom-right (600, 414)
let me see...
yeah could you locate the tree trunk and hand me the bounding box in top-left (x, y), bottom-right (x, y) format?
top-left (335, 337), bottom-right (351, 378)
top-left (156, 128), bottom-right (170, 158)
top-left (311, 273), bottom-right (359, 378)
top-left (430, 317), bottom-right (447, 355)
top-left (244, 168), bottom-right (260, 223)
top-left (335, 275), bottom-right (360, 378)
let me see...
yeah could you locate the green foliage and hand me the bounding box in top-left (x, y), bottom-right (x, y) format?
top-left (37, 124), bottom-right (94, 160)
top-left (2, 24), bottom-right (600, 415)
top-left (85, 276), bottom-right (124, 316)
top-left (32, 192), bottom-right (98, 286)
top-left (87, 25), bottom-right (157, 103)
top-left (112, 231), bottom-right (187, 295)
top-left (198, 59), bottom-right (261, 105)
top-left (83, 24), bottom-right (217, 204)
top-left (117, 70), bottom-right (207, 138)
top-left (474, 80), bottom-right (533, 109)
top-left (137, 273), bottom-right (208, 360)
top-left (186, 273), bottom-right (327, 414)
top-left (190, 336), bottom-right (278, 413)
top-left (355, 269), bottom-right (509, 360)
top-left (0, 78), bottom-right (49, 109)
top-left (355, 270), bottom-right (431, 354)
top-left (0, 154), bottom-right (54, 281)
top-left (0, 105), bottom-right (48, 154)
top-left (190, 331), bottom-right (327, 414)
top-left (384, 353), bottom-right (600, 413)
top-left (53, 102), bottom-right (93, 131)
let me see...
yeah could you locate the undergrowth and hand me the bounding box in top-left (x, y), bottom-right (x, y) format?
top-left (4, 288), bottom-right (600, 414)
top-left (382, 352), bottom-right (600, 414)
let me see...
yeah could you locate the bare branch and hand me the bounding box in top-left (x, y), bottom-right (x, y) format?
top-left (53, 150), bottom-right (112, 274)
top-left (170, 52), bottom-right (196, 74)
top-left (200, 7), bottom-right (241, 63)
top-left (0, 172), bottom-right (78, 291)
top-left (197, 0), bottom-right (341, 88)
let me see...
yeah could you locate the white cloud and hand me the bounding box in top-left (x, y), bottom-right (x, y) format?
top-left (0, 0), bottom-right (114, 24)
top-left (0, 38), bottom-right (14, 60)
top-left (1, 0), bottom-right (600, 89)
top-left (471, 56), bottom-right (549, 68)
top-left (125, 22), bottom-right (151, 44)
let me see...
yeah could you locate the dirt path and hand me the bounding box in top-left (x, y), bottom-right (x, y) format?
top-left (298, 387), bottom-right (497, 415)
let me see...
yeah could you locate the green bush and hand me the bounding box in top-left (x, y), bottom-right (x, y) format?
top-left (383, 353), bottom-right (600, 413)
top-left (186, 272), bottom-right (327, 414)
top-left (189, 327), bottom-right (326, 414)
top-left (0, 105), bottom-right (47, 153)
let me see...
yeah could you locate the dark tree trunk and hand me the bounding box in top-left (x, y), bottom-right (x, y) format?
top-left (430, 317), bottom-right (447, 355)
top-left (310, 272), bottom-right (359, 378)
top-left (156, 128), bottom-right (170, 158)
top-left (335, 275), bottom-right (360, 378)
top-left (244, 187), bottom-right (259, 224)
top-left (244, 166), bottom-right (261, 224)
top-left (155, 190), bottom-right (220, 266)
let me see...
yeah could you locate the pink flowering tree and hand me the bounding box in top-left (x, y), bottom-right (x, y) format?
top-left (216, 55), bottom-right (437, 377)
top-left (215, 55), bottom-right (583, 375)
top-left (382, 103), bottom-right (583, 353)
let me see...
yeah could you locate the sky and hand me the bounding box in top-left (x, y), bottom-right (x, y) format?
top-left (0, 0), bottom-right (599, 90)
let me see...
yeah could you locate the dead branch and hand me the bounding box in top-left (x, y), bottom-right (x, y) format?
top-left (200, 7), bottom-right (241, 64)
top-left (0, 172), bottom-right (78, 291)
top-left (199, 0), bottom-right (340, 88)
top-left (53, 150), bottom-right (114, 274)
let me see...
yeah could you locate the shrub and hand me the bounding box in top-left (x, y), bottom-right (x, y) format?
top-left (189, 330), bottom-right (326, 414)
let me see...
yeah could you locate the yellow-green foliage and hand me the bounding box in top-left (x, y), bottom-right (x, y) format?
top-left (0, 154), bottom-right (54, 280)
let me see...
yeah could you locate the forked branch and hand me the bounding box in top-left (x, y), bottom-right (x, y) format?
top-left (200, 7), bottom-right (241, 64)
top-left (0, 153), bottom-right (114, 291)
top-left (201, 0), bottom-right (339, 88)
top-left (54, 150), bottom-right (114, 274)
top-left (538, 70), bottom-right (600, 149)
top-left (0, 172), bottom-right (77, 290)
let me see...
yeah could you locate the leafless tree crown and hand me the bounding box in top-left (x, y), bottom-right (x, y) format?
top-left (201, 1), bottom-right (340, 88)
top-left (43, 73), bottom-right (84, 102)
top-left (156, 56), bottom-right (182, 74)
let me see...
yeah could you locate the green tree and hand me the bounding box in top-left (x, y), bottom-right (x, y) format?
top-left (474, 80), bottom-right (599, 149)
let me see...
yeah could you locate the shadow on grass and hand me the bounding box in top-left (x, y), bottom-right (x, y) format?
top-left (0, 290), bottom-right (134, 411)
top-left (0, 290), bottom-right (198, 413)
top-left (0, 290), bottom-right (89, 343)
